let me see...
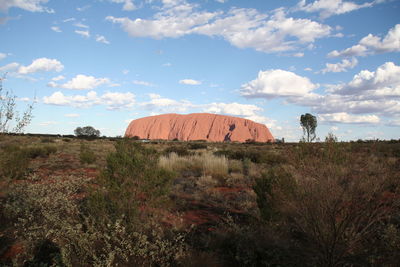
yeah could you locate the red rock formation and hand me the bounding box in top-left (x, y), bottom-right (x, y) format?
top-left (125, 113), bottom-right (274, 142)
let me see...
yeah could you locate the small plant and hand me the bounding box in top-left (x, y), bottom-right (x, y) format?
top-left (79, 142), bottom-right (96, 164)
top-left (188, 143), bottom-right (208, 150)
top-left (0, 144), bottom-right (29, 180)
top-left (164, 145), bottom-right (192, 156)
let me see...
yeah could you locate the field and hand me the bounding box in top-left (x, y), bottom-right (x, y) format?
top-left (1, 135), bottom-right (400, 266)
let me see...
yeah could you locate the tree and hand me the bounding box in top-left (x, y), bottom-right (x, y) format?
top-left (74, 126), bottom-right (100, 138)
top-left (0, 75), bottom-right (33, 133)
top-left (300, 113), bottom-right (317, 142)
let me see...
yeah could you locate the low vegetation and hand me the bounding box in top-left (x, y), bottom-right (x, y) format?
top-left (1, 135), bottom-right (399, 266)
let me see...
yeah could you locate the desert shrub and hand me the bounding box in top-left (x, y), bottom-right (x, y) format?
top-left (242, 158), bottom-right (251, 176)
top-left (228, 159), bottom-right (242, 173)
top-left (206, 216), bottom-right (296, 266)
top-left (79, 142), bottom-right (96, 164)
top-left (214, 149), bottom-right (285, 165)
top-left (25, 145), bottom-right (57, 159)
top-left (85, 139), bottom-right (174, 225)
top-left (0, 144), bottom-right (29, 180)
top-left (62, 138), bottom-right (72, 142)
top-left (4, 140), bottom-right (186, 266)
top-left (40, 137), bottom-right (54, 143)
top-left (253, 168), bottom-right (296, 221)
top-left (279, 143), bottom-right (400, 266)
top-left (188, 143), bottom-right (208, 150)
top-left (164, 145), bottom-right (192, 156)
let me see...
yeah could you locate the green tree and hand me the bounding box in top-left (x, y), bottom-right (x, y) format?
top-left (74, 126), bottom-right (100, 138)
top-left (300, 113), bottom-right (317, 142)
top-left (0, 75), bottom-right (33, 133)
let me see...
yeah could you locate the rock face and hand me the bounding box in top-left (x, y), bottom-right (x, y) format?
top-left (125, 113), bottom-right (274, 142)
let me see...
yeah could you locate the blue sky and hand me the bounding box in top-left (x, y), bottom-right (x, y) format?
top-left (1, 0), bottom-right (399, 141)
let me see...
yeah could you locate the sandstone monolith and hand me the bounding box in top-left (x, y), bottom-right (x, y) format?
top-left (125, 113), bottom-right (274, 142)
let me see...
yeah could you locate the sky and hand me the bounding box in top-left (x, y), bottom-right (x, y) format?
top-left (0, 0), bottom-right (399, 141)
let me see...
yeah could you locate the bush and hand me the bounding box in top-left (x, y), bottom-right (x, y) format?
top-left (188, 143), bottom-right (208, 150)
top-left (79, 143), bottom-right (96, 164)
top-left (214, 149), bottom-right (285, 165)
top-left (4, 141), bottom-right (185, 266)
top-left (26, 145), bottom-right (57, 159)
top-left (164, 145), bottom-right (192, 156)
top-left (0, 145), bottom-right (29, 180)
top-left (85, 140), bottom-right (175, 225)
top-left (280, 143), bottom-right (400, 266)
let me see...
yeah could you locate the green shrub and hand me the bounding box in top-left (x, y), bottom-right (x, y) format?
top-left (79, 143), bottom-right (96, 164)
top-left (40, 137), bottom-right (54, 143)
top-left (26, 145), bottom-right (57, 159)
top-left (188, 143), bottom-right (208, 150)
top-left (214, 149), bottom-right (285, 165)
top-left (0, 145), bottom-right (29, 180)
top-left (85, 140), bottom-right (174, 225)
top-left (164, 145), bottom-right (192, 156)
top-left (253, 168), bottom-right (295, 221)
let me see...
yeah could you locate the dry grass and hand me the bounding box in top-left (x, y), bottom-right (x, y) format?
top-left (159, 152), bottom-right (229, 178)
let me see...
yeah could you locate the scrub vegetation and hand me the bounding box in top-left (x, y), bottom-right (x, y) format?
top-left (1, 135), bottom-right (400, 266)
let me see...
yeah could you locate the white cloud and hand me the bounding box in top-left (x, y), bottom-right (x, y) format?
top-left (51, 26), bottom-right (61, 32)
top-left (109, 0), bottom-right (136, 11)
top-left (18, 58), bottom-right (64, 74)
top-left (64, 113), bottom-right (80, 118)
top-left (63, 18), bottom-right (76, 23)
top-left (322, 57), bottom-right (358, 73)
top-left (141, 93), bottom-right (193, 113)
top-left (333, 62), bottom-right (400, 97)
top-left (133, 80), bottom-right (154, 86)
top-left (74, 22), bottom-right (89, 29)
top-left (96, 35), bottom-right (110, 44)
top-left (101, 91), bottom-right (136, 110)
top-left (215, 0), bottom-right (227, 3)
top-left (241, 69), bottom-right (318, 98)
top-left (204, 102), bottom-right (262, 117)
top-left (163, 62), bottom-right (172, 67)
top-left (328, 24), bottom-right (400, 57)
top-left (293, 52), bottom-right (304, 57)
top-left (328, 44), bottom-right (367, 57)
top-left (296, 0), bottom-right (376, 19)
top-left (240, 63), bottom-right (400, 124)
top-left (75, 30), bottom-right (90, 38)
top-left (77, 5), bottom-right (90, 12)
top-left (319, 112), bottom-right (380, 124)
top-left (43, 91), bottom-right (135, 110)
top-left (195, 8), bottom-right (331, 53)
top-left (0, 62), bottom-right (19, 72)
top-left (107, 5), bottom-right (331, 53)
top-left (51, 75), bottom-right (65, 81)
top-left (48, 74), bottom-right (110, 90)
top-left (0, 0), bottom-right (53, 13)
top-left (201, 102), bottom-right (278, 129)
top-left (0, 52), bottom-right (7, 60)
top-left (122, 69), bottom-right (129, 75)
top-left (179, 79), bottom-right (201, 85)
